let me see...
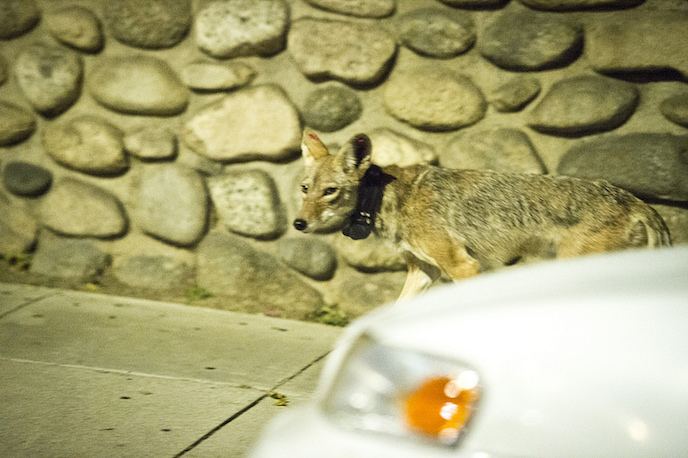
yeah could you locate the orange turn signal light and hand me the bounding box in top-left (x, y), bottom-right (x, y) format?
top-left (403, 375), bottom-right (480, 443)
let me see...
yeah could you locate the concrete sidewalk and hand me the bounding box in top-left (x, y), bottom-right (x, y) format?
top-left (0, 282), bottom-right (342, 457)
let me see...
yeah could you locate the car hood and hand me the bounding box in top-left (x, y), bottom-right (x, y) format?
top-left (318, 247), bottom-right (688, 457)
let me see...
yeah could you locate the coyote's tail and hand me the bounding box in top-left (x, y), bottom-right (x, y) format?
top-left (627, 205), bottom-right (672, 248)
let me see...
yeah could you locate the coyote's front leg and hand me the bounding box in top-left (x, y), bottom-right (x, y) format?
top-left (397, 253), bottom-right (441, 302)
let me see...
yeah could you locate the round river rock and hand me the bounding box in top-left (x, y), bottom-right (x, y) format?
top-left (383, 66), bottom-right (486, 131)
top-left (89, 56), bottom-right (189, 116)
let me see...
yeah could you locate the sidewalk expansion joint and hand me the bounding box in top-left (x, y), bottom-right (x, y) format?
top-left (172, 393), bottom-right (268, 458)
top-left (0, 356), bottom-right (248, 388)
top-left (173, 351), bottom-right (331, 457)
top-left (272, 351), bottom-right (330, 391)
top-left (0, 291), bottom-right (61, 320)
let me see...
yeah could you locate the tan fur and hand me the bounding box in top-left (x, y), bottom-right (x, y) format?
top-left (295, 129), bottom-right (672, 301)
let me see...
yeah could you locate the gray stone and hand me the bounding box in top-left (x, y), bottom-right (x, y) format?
top-left (331, 271), bottom-right (406, 318)
top-left (383, 66), bottom-right (486, 131)
top-left (181, 61), bottom-right (256, 92)
top-left (0, 0), bottom-right (40, 39)
top-left (207, 170), bottom-right (287, 240)
top-left (660, 93), bottom-right (688, 128)
top-left (303, 85), bottom-right (362, 132)
top-left (479, 11), bottom-right (582, 71)
top-left (558, 133), bottom-right (688, 202)
top-left (15, 44), bottom-right (83, 117)
top-left (518, 0), bottom-right (643, 10)
top-left (0, 191), bottom-right (37, 254)
top-left (288, 17), bottom-right (397, 86)
top-left (0, 55), bottom-right (7, 85)
top-left (30, 233), bottom-right (110, 282)
top-left (3, 161), bottom-right (52, 197)
top-left (528, 76), bottom-right (638, 136)
top-left (197, 232), bottom-right (325, 320)
top-left (305, 0), bottom-right (395, 17)
top-left (586, 12), bottom-right (688, 80)
top-left (42, 116), bottom-right (128, 176)
top-left (277, 237), bottom-right (337, 281)
top-left (443, 128), bottom-right (546, 174)
top-left (367, 128), bottom-right (437, 167)
top-left (334, 234), bottom-right (405, 273)
top-left (114, 255), bottom-right (191, 290)
top-left (490, 76), bottom-right (541, 113)
top-left (104, 0), bottom-right (191, 49)
top-left (183, 85), bottom-right (301, 162)
top-left (0, 102), bottom-right (35, 146)
top-left (438, 0), bottom-right (507, 6)
top-left (653, 204), bottom-right (688, 246)
top-left (40, 178), bottom-right (127, 238)
top-left (397, 8), bottom-right (475, 59)
top-left (195, 0), bottom-right (289, 58)
top-left (124, 128), bottom-right (177, 161)
top-left (45, 6), bottom-right (103, 53)
top-left (89, 56), bottom-right (189, 116)
top-left (132, 164), bottom-right (208, 246)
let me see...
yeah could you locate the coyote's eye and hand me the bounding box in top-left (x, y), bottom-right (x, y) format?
top-left (301, 185), bottom-right (308, 194)
top-left (323, 187), bottom-right (338, 196)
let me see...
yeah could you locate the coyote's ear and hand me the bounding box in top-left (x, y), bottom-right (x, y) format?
top-left (301, 128), bottom-right (329, 167)
top-left (338, 134), bottom-right (372, 175)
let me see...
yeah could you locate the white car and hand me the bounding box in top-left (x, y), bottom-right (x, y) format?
top-left (249, 247), bottom-right (688, 458)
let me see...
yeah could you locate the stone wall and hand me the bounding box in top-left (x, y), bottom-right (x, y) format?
top-left (1, 0), bottom-right (687, 322)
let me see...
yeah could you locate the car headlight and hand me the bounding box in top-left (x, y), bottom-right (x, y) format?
top-left (321, 333), bottom-right (481, 447)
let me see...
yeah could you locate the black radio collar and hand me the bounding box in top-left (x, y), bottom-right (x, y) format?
top-left (342, 164), bottom-right (395, 240)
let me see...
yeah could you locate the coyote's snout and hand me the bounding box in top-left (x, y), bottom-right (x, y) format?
top-left (295, 128), bottom-right (672, 301)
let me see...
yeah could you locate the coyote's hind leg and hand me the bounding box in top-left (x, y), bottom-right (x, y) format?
top-left (417, 232), bottom-right (481, 283)
top-left (442, 247), bottom-right (481, 283)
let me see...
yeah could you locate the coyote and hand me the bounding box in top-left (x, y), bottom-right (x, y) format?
top-left (294, 129), bottom-right (672, 301)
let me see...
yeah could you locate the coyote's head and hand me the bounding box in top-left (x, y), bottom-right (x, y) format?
top-left (293, 129), bottom-right (372, 233)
